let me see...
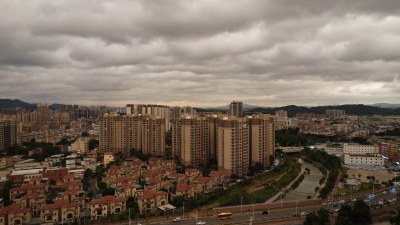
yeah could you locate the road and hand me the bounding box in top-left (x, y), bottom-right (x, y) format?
top-left (95, 186), bottom-right (399, 225)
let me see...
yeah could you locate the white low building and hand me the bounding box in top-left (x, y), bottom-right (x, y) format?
top-left (343, 144), bottom-right (379, 155)
top-left (313, 144), bottom-right (343, 157)
top-left (344, 154), bottom-right (385, 166)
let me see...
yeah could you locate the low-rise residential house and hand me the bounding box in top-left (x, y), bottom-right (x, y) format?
top-left (109, 176), bottom-right (137, 188)
top-left (175, 184), bottom-right (199, 199)
top-left (90, 195), bottom-right (127, 220)
top-left (115, 183), bottom-right (141, 198)
top-left (18, 193), bottom-right (45, 217)
top-left (0, 204), bottom-right (31, 225)
top-left (137, 191), bottom-right (168, 215)
top-left (185, 169), bottom-right (201, 182)
top-left (166, 173), bottom-right (186, 184)
top-left (143, 170), bottom-right (163, 182)
top-left (194, 176), bottom-right (214, 193)
top-left (40, 200), bottom-right (81, 224)
top-left (9, 184), bottom-right (46, 201)
top-left (210, 170), bottom-right (229, 185)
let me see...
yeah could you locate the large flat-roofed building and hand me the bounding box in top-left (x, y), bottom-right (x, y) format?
top-left (248, 115), bottom-right (275, 167)
top-left (217, 117), bottom-right (249, 176)
top-left (344, 154), bottom-right (385, 166)
top-left (343, 144), bottom-right (379, 155)
top-left (229, 101), bottom-right (243, 117)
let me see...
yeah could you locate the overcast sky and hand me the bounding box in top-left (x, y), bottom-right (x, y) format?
top-left (1, 0), bottom-right (400, 107)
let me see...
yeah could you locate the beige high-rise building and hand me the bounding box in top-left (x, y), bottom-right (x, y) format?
top-left (249, 115), bottom-right (275, 167)
top-left (229, 101), bottom-right (243, 117)
top-left (217, 117), bottom-right (249, 176)
top-left (99, 113), bottom-right (127, 155)
top-left (126, 104), bottom-right (171, 129)
top-left (208, 116), bottom-right (219, 161)
top-left (179, 116), bottom-right (209, 167)
top-left (171, 106), bottom-right (197, 119)
top-left (126, 115), bottom-right (142, 151)
top-left (141, 116), bottom-right (166, 156)
top-left (0, 120), bottom-right (16, 152)
top-left (99, 113), bottom-right (165, 156)
top-left (171, 119), bottom-right (182, 159)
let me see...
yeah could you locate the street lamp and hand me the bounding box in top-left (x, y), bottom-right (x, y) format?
top-left (241, 196), bottom-right (243, 213)
top-left (182, 202), bottom-right (185, 220)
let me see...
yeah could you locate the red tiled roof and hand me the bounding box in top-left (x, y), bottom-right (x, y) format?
top-left (137, 191), bottom-right (167, 200)
top-left (90, 195), bottom-right (127, 205)
top-left (195, 176), bottom-right (212, 183)
top-left (176, 184), bottom-right (197, 192)
top-left (63, 189), bottom-right (79, 196)
top-left (41, 200), bottom-right (80, 210)
top-left (0, 204), bottom-right (30, 215)
top-left (10, 184), bottom-right (44, 192)
top-left (185, 168), bottom-right (200, 174)
top-left (143, 170), bottom-right (161, 177)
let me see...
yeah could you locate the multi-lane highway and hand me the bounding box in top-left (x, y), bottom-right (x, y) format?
top-left (113, 187), bottom-right (398, 225)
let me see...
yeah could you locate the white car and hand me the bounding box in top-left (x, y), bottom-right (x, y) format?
top-left (334, 208), bottom-right (340, 212)
top-left (196, 221), bottom-right (206, 225)
top-left (339, 200), bottom-right (345, 204)
top-left (173, 217), bottom-right (182, 222)
top-left (351, 198), bottom-right (357, 202)
top-left (383, 191), bottom-right (388, 194)
top-left (300, 212), bottom-right (308, 216)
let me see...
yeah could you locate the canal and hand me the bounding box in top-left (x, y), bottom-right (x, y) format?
top-left (282, 159), bottom-right (324, 201)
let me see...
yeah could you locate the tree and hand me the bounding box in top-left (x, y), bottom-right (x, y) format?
top-left (390, 211), bottom-right (400, 225)
top-left (0, 180), bottom-right (13, 206)
top-left (171, 195), bottom-right (185, 207)
top-left (89, 139), bottom-right (99, 150)
top-left (102, 188), bottom-right (115, 196)
top-left (336, 205), bottom-right (353, 225)
top-left (304, 212), bottom-right (319, 225)
top-left (303, 208), bottom-right (330, 225)
top-left (352, 200), bottom-right (371, 225)
top-left (81, 132), bottom-right (89, 137)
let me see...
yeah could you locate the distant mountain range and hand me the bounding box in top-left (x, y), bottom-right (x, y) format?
top-left (197, 104), bottom-right (400, 116)
top-left (0, 99), bottom-right (36, 110)
top-left (370, 103), bottom-right (400, 109)
top-left (1, 99), bottom-right (400, 116)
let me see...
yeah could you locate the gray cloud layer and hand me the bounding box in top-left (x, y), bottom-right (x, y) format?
top-left (0, 0), bottom-right (399, 107)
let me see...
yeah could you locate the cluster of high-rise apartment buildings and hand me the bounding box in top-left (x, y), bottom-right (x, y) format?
top-left (99, 102), bottom-right (275, 176)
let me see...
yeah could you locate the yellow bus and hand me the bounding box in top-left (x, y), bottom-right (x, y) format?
top-left (217, 212), bottom-right (232, 220)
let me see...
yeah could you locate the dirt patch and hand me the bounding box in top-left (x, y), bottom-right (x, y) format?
top-left (347, 167), bottom-right (399, 183)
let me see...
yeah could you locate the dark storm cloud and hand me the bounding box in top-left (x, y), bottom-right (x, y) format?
top-left (0, 0), bottom-right (399, 106)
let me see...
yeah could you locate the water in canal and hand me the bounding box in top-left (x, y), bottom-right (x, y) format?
top-left (282, 159), bottom-right (324, 201)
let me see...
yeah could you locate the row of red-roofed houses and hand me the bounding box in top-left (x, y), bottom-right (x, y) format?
top-left (102, 157), bottom-right (229, 215)
top-left (0, 157), bottom-right (230, 224)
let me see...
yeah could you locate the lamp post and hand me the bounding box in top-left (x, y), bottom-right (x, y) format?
top-left (241, 196), bottom-right (243, 213)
